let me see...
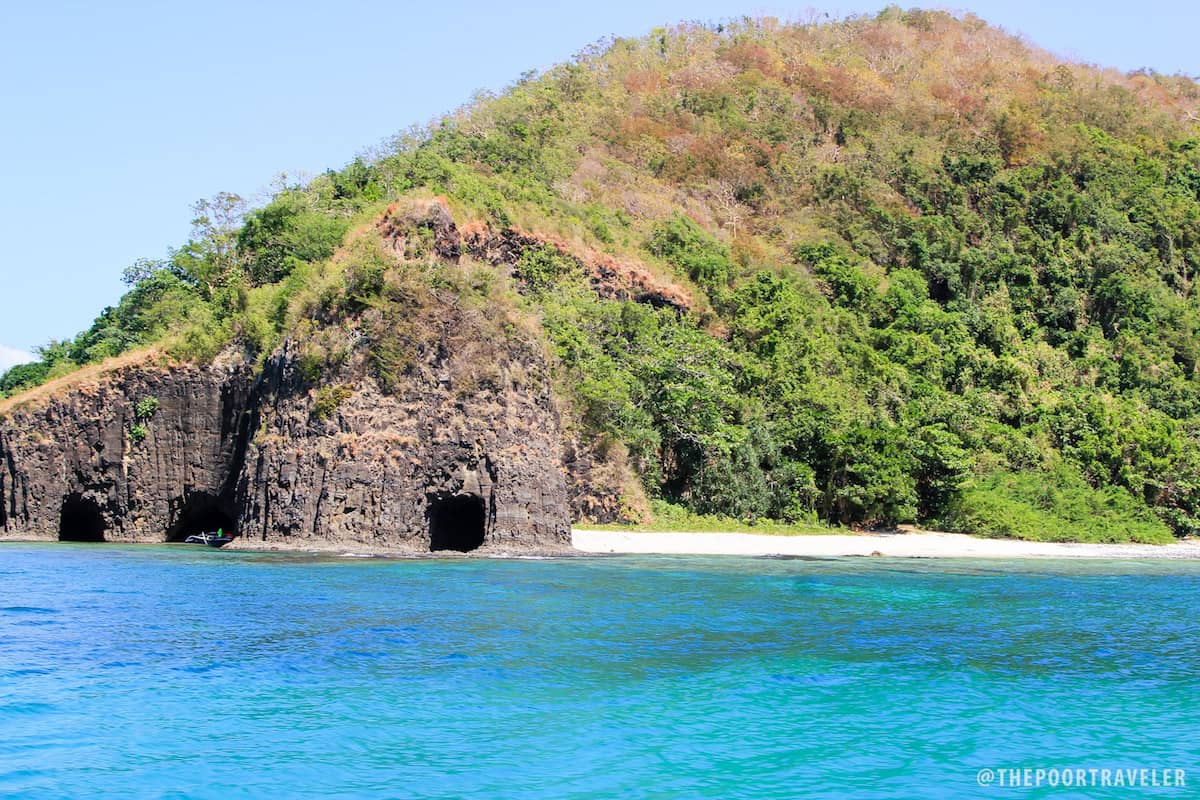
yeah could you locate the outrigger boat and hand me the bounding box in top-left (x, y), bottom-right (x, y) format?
top-left (184, 529), bottom-right (235, 548)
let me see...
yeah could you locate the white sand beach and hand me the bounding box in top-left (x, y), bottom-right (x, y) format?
top-left (572, 528), bottom-right (1200, 559)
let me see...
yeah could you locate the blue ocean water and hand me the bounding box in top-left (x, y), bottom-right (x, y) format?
top-left (1, 544), bottom-right (1197, 799)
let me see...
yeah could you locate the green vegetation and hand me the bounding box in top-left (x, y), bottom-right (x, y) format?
top-left (0, 362), bottom-right (50, 397)
top-left (124, 396), bottom-right (160, 445)
top-left (135, 396), bottom-right (160, 420)
top-left (582, 499), bottom-right (837, 536)
top-left (6, 9), bottom-right (1200, 541)
top-left (940, 467), bottom-right (1173, 543)
top-left (312, 385), bottom-right (354, 421)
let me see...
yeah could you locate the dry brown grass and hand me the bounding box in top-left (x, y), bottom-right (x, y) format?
top-left (0, 347), bottom-right (167, 416)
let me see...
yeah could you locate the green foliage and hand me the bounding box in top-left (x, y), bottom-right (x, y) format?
top-left (237, 192), bottom-right (350, 285)
top-left (312, 385), bottom-right (353, 421)
top-left (298, 351), bottom-right (325, 385)
top-left (65, 270), bottom-right (202, 365)
top-left (3, 160), bottom-right (385, 389)
top-left (173, 192), bottom-right (248, 299)
top-left (0, 362), bottom-right (49, 398)
top-left (940, 467), bottom-right (1173, 543)
top-left (586, 498), bottom-right (831, 535)
top-left (794, 243), bottom-right (879, 308)
top-left (544, 293), bottom-right (836, 524)
top-left (514, 245), bottom-right (579, 294)
top-left (135, 396), bottom-right (160, 420)
top-left (326, 157), bottom-right (384, 203)
top-left (129, 424), bottom-right (148, 444)
top-left (646, 214), bottom-right (733, 290)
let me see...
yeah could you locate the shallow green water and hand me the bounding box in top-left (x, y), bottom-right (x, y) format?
top-left (1, 544), bottom-right (1197, 798)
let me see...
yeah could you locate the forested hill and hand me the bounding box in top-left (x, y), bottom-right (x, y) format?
top-left (5, 8), bottom-right (1200, 541)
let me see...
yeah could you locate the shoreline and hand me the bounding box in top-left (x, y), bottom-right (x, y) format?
top-left (570, 529), bottom-right (1200, 560)
top-left (0, 535), bottom-right (574, 559)
top-left (6, 530), bottom-right (1200, 560)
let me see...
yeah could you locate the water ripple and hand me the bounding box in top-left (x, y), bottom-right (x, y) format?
top-left (0, 545), bottom-right (1197, 799)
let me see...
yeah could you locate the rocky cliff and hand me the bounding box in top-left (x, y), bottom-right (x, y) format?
top-left (0, 338), bottom-right (573, 552)
top-left (0, 353), bottom-right (252, 544)
top-left (0, 199), bottom-right (671, 552)
top-left (233, 296), bottom-right (572, 552)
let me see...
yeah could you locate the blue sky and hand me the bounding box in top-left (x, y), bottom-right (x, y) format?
top-left (1, 0), bottom-right (1197, 369)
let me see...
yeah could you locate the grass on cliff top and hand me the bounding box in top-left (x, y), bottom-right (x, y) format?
top-left (0, 347), bottom-right (164, 417)
top-left (577, 500), bottom-right (848, 536)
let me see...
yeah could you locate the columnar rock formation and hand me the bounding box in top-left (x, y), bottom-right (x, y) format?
top-left (0, 354), bottom-right (252, 544)
top-left (233, 320), bottom-right (572, 551)
top-left (0, 339), bottom-right (573, 553)
top-left (0, 200), bottom-right (671, 552)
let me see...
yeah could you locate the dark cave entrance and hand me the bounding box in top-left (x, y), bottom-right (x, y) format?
top-left (167, 492), bottom-right (236, 542)
top-left (58, 494), bottom-right (106, 542)
top-left (428, 494), bottom-right (487, 553)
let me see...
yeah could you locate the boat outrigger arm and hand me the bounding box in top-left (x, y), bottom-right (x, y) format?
top-left (183, 529), bottom-right (235, 548)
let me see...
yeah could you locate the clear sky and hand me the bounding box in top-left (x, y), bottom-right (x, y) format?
top-left (1, 0), bottom-right (1197, 369)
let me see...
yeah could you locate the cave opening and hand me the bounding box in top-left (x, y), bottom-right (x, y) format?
top-left (58, 494), bottom-right (106, 542)
top-left (428, 493), bottom-right (486, 553)
top-left (167, 492), bottom-right (236, 542)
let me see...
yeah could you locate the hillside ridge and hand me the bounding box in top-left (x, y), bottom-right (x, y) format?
top-left (4, 8), bottom-right (1200, 543)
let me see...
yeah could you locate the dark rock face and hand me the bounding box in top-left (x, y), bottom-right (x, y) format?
top-left (0, 203), bottom-right (650, 551)
top-left (0, 355), bottom-right (252, 543)
top-left (561, 439), bottom-right (629, 524)
top-left (0, 335), bottom-right (573, 552)
top-left (234, 328), bottom-right (571, 552)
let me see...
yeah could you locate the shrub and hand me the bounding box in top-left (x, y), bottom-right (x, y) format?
top-left (0, 362), bottom-right (50, 396)
top-left (313, 385), bottom-right (354, 420)
top-left (514, 244), bottom-right (578, 294)
top-left (646, 213), bottom-right (732, 289)
top-left (135, 396), bottom-right (160, 420)
top-left (939, 467), bottom-right (1173, 543)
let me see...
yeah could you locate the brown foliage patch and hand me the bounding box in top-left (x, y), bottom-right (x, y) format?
top-left (719, 42), bottom-right (780, 78)
top-left (623, 70), bottom-right (665, 94)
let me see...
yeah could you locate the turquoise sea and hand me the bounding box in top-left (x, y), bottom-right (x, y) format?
top-left (1, 544), bottom-right (1197, 798)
